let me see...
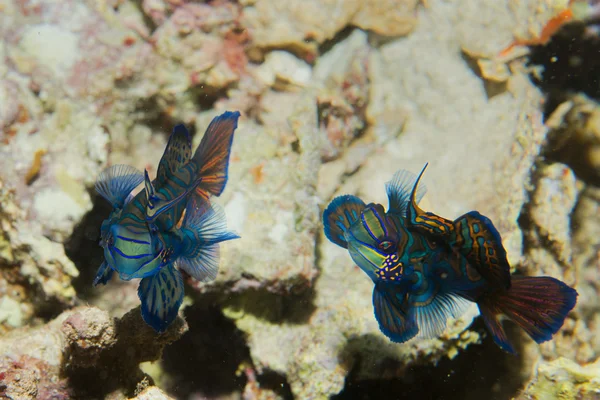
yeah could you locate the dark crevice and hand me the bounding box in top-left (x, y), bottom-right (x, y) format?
top-left (134, 96), bottom-right (179, 137)
top-left (256, 369), bottom-right (294, 400)
top-left (290, 139), bottom-right (301, 153)
top-left (334, 319), bottom-right (523, 400)
top-left (33, 297), bottom-right (70, 322)
top-left (161, 304), bottom-right (250, 398)
top-left (129, 0), bottom-right (160, 34)
top-left (192, 85), bottom-right (231, 112)
top-left (461, 51), bottom-right (508, 100)
top-left (542, 123), bottom-right (600, 186)
top-left (528, 20), bottom-right (600, 115)
top-left (222, 286), bottom-right (318, 325)
top-left (65, 194), bottom-right (113, 300)
top-left (318, 26), bottom-right (356, 58)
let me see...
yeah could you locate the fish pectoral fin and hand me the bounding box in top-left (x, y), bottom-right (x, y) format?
top-left (138, 264), bottom-right (185, 333)
top-left (178, 200), bottom-right (239, 283)
top-left (452, 211), bottom-right (511, 290)
top-left (93, 260), bottom-right (113, 286)
top-left (95, 164), bottom-right (144, 208)
top-left (372, 282), bottom-right (418, 343)
top-left (322, 195), bottom-right (366, 249)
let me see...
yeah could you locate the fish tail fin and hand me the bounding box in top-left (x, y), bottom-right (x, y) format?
top-left (178, 198), bottom-right (239, 283)
top-left (192, 111), bottom-right (240, 200)
top-left (478, 276), bottom-right (578, 354)
top-left (322, 195), bottom-right (366, 249)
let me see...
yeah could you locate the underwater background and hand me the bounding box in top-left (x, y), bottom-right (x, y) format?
top-left (0, 0), bottom-right (599, 399)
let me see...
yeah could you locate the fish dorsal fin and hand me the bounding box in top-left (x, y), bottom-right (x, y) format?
top-left (144, 169), bottom-right (158, 212)
top-left (372, 281), bottom-right (419, 343)
top-left (95, 164), bottom-right (144, 208)
top-left (452, 211), bottom-right (511, 290)
top-left (406, 163), bottom-right (455, 237)
top-left (156, 124), bottom-right (192, 185)
top-left (322, 195), bottom-right (366, 249)
top-left (385, 168), bottom-right (427, 215)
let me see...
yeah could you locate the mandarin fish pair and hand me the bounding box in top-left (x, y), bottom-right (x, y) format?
top-left (94, 111), bottom-right (240, 332)
top-left (323, 164), bottom-right (578, 353)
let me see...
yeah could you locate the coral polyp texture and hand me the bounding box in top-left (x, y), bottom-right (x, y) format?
top-left (0, 0), bottom-right (598, 398)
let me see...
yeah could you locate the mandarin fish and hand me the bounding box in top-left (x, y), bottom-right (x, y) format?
top-left (93, 112), bottom-right (240, 332)
top-left (144, 111), bottom-right (240, 232)
top-left (323, 164), bottom-right (578, 353)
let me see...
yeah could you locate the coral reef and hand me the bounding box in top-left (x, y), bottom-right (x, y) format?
top-left (516, 357), bottom-right (600, 399)
top-left (0, 0), bottom-right (598, 398)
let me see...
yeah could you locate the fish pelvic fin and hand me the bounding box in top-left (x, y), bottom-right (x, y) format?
top-left (93, 260), bottom-right (114, 286)
top-left (477, 276), bottom-right (578, 354)
top-left (372, 281), bottom-right (419, 343)
top-left (192, 111), bottom-right (240, 200)
top-left (322, 195), bottom-right (366, 249)
top-left (177, 198), bottom-right (239, 283)
top-left (138, 263), bottom-right (185, 333)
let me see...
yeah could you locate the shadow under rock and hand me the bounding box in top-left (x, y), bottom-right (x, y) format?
top-left (334, 319), bottom-right (524, 400)
top-left (161, 304), bottom-right (251, 398)
top-left (221, 286), bottom-right (318, 325)
top-left (65, 306), bottom-right (187, 400)
top-left (528, 20), bottom-right (600, 108)
top-left (65, 194), bottom-right (113, 301)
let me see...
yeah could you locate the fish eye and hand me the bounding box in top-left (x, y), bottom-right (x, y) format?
top-left (379, 241), bottom-right (394, 252)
